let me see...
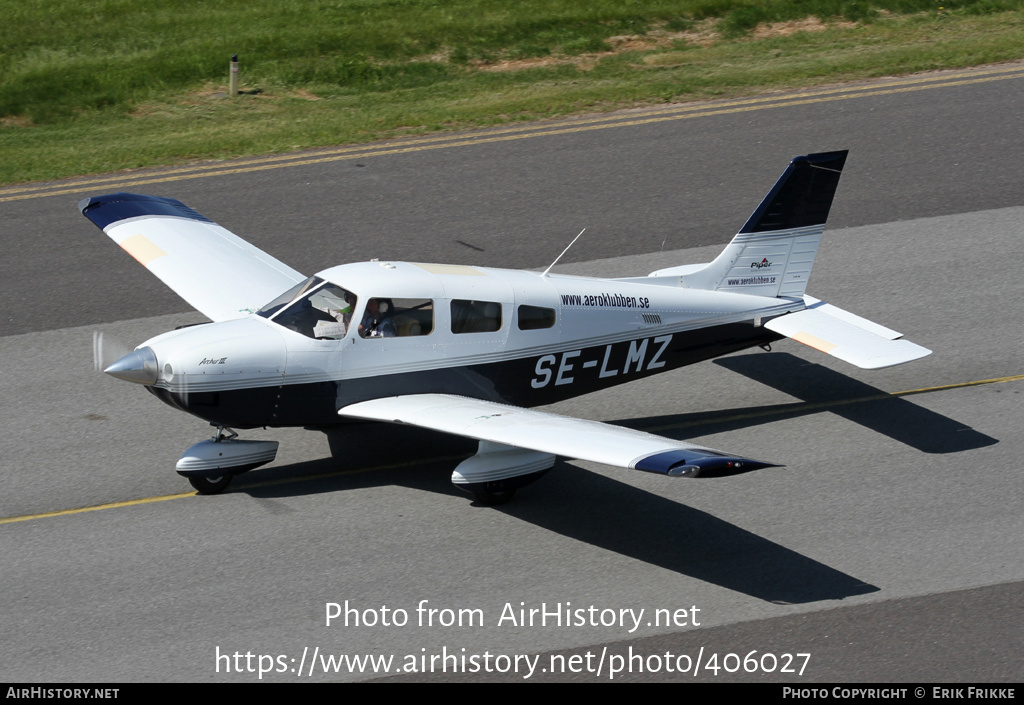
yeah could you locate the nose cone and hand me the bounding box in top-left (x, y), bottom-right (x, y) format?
top-left (105, 347), bottom-right (159, 385)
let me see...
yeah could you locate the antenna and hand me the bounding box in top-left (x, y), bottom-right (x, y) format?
top-left (541, 228), bottom-right (586, 277)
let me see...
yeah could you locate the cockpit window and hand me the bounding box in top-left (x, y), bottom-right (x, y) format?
top-left (359, 298), bottom-right (433, 338)
top-left (259, 277), bottom-right (358, 339)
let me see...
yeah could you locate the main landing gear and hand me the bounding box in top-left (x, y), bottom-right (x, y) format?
top-left (188, 473), bottom-right (232, 495)
top-left (451, 441), bottom-right (554, 506)
top-left (175, 426), bottom-right (279, 495)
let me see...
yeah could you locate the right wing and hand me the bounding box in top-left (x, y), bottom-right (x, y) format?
top-left (339, 393), bottom-right (777, 477)
top-left (80, 193), bottom-right (305, 322)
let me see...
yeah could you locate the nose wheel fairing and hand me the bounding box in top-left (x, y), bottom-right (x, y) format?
top-left (176, 428), bottom-right (279, 494)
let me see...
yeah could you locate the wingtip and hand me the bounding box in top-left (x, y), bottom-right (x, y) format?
top-left (79, 193), bottom-right (212, 230)
top-left (635, 449), bottom-right (780, 478)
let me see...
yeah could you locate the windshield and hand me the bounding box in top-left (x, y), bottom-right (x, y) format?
top-left (258, 277), bottom-right (357, 340)
top-left (257, 277), bottom-right (321, 319)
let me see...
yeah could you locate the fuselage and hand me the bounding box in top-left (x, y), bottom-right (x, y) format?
top-left (138, 260), bottom-right (800, 428)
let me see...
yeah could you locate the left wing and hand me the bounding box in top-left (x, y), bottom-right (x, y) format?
top-left (339, 394), bottom-right (776, 477)
top-left (80, 193), bottom-right (305, 322)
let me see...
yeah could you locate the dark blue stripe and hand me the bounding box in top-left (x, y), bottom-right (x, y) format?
top-left (738, 150), bottom-right (847, 234)
top-left (79, 193), bottom-right (213, 231)
top-left (635, 449), bottom-right (776, 477)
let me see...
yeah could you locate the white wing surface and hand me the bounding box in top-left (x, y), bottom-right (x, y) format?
top-left (339, 394), bottom-right (776, 477)
top-left (80, 193), bottom-right (305, 322)
top-left (765, 295), bottom-right (931, 369)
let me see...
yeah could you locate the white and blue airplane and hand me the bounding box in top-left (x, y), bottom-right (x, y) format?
top-left (82, 150), bottom-right (930, 503)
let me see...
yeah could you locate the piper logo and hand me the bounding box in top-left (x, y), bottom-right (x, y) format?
top-left (751, 258), bottom-right (772, 269)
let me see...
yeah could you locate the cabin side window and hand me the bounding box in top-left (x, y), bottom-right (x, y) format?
top-left (359, 298), bottom-right (434, 338)
top-left (517, 304), bottom-right (556, 330)
top-left (450, 300), bottom-right (502, 334)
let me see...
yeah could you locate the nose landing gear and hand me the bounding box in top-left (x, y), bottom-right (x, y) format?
top-left (176, 426), bottom-right (279, 495)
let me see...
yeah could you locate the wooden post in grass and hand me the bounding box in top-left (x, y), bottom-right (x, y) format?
top-left (230, 54), bottom-right (239, 96)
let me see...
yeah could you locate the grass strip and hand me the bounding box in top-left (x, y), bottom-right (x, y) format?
top-left (2, 2), bottom-right (1023, 185)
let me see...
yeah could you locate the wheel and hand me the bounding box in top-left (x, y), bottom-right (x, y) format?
top-left (473, 488), bottom-right (516, 506)
top-left (188, 474), bottom-right (232, 495)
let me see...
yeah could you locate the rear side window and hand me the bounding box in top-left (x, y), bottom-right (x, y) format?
top-left (518, 305), bottom-right (555, 330)
top-left (451, 300), bottom-right (502, 334)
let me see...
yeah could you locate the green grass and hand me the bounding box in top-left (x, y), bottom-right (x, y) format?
top-left (3, 0), bottom-right (1024, 185)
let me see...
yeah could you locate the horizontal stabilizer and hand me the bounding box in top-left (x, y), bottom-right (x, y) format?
top-left (765, 297), bottom-right (931, 369)
top-left (340, 394), bottom-right (776, 477)
top-left (80, 193), bottom-right (305, 322)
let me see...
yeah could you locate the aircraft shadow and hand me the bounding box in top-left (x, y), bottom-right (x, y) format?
top-left (240, 424), bottom-right (877, 605)
top-left (701, 353), bottom-right (999, 454)
top-left (492, 462), bottom-right (879, 605)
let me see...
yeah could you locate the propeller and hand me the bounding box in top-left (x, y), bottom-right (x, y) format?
top-left (92, 331), bottom-right (133, 373)
top-left (94, 331), bottom-right (161, 385)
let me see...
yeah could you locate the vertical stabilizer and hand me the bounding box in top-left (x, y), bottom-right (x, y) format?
top-left (660, 151), bottom-right (847, 299)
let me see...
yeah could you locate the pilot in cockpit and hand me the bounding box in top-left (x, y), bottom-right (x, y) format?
top-left (359, 298), bottom-right (396, 338)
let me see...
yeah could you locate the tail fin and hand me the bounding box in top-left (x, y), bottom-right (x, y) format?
top-left (652, 150), bottom-right (848, 299)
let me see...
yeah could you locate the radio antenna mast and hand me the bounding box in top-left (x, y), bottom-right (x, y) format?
top-left (541, 228), bottom-right (586, 277)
